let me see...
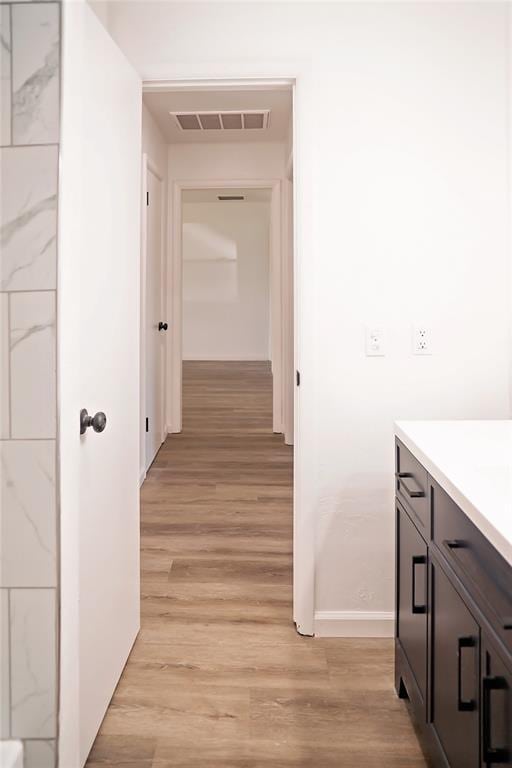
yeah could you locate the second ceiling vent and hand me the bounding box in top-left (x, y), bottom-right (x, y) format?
top-left (171, 110), bottom-right (270, 131)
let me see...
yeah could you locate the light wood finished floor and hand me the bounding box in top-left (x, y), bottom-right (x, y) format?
top-left (86, 361), bottom-right (428, 768)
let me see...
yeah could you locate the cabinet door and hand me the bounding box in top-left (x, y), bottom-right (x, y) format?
top-left (481, 635), bottom-right (512, 766)
top-left (432, 558), bottom-right (480, 768)
top-left (397, 501), bottom-right (428, 703)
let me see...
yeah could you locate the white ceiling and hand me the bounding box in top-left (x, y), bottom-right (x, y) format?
top-left (143, 88), bottom-right (292, 144)
top-left (182, 188), bottom-right (272, 203)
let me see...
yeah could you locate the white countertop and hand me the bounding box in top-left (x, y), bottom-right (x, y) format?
top-left (395, 420), bottom-right (512, 566)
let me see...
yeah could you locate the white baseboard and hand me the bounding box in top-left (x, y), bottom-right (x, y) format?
top-left (183, 355), bottom-right (270, 361)
top-left (139, 468), bottom-right (146, 487)
top-left (314, 610), bottom-right (394, 638)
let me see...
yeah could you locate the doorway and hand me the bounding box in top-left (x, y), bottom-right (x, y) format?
top-left (171, 180), bottom-right (289, 438)
top-left (140, 80), bottom-right (305, 629)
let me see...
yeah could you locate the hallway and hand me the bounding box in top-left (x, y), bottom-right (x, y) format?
top-left (86, 362), bottom-right (427, 767)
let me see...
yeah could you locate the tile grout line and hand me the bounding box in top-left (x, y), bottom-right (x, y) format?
top-left (0, 437), bottom-right (56, 442)
top-left (7, 587), bottom-right (12, 738)
top-left (8, 0), bottom-right (12, 147)
top-left (0, 142), bottom-right (60, 149)
top-left (1, 288), bottom-right (57, 295)
top-left (7, 292), bottom-right (12, 438)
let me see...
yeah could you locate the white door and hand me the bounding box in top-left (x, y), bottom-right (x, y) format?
top-left (58, 2), bottom-right (141, 766)
top-left (145, 167), bottom-right (165, 470)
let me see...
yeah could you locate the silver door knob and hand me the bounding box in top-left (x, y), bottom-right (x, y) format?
top-left (80, 409), bottom-right (107, 435)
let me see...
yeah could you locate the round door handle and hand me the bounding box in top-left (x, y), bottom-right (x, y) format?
top-left (80, 408), bottom-right (107, 435)
top-left (158, 322), bottom-right (168, 331)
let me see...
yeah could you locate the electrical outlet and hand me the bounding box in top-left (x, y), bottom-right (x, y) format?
top-left (365, 327), bottom-right (385, 356)
top-left (413, 326), bottom-right (432, 355)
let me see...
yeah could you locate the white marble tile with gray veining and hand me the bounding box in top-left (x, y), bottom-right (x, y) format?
top-left (10, 589), bottom-right (56, 738)
top-left (0, 294), bottom-right (9, 439)
top-left (0, 146), bottom-right (58, 291)
top-left (10, 291), bottom-right (56, 439)
top-left (12, 3), bottom-right (59, 145)
top-left (1, 441), bottom-right (56, 588)
top-left (23, 739), bottom-right (56, 768)
top-left (0, 5), bottom-right (11, 146)
top-left (0, 589), bottom-right (9, 738)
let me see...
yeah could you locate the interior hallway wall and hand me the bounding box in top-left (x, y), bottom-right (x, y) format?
top-left (0, 2), bottom-right (60, 765)
top-left (182, 200), bottom-right (270, 361)
top-left (109, 1), bottom-right (511, 636)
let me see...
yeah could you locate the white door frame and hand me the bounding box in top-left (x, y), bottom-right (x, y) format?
top-left (169, 178), bottom-right (283, 434)
top-left (144, 75), bottom-right (314, 636)
top-left (140, 153), bottom-right (167, 483)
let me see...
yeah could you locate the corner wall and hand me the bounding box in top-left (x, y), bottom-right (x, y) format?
top-left (0, 2), bottom-right (60, 764)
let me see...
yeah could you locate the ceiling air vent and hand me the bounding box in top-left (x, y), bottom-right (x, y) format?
top-left (171, 110), bottom-right (270, 131)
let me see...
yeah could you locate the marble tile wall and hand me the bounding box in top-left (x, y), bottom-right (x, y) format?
top-left (0, 2), bottom-right (60, 765)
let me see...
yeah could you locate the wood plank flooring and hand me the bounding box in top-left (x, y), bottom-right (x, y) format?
top-left (86, 361), bottom-right (428, 768)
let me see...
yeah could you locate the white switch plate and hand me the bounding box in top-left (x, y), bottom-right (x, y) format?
top-left (365, 327), bottom-right (385, 356)
top-left (413, 326), bottom-right (432, 355)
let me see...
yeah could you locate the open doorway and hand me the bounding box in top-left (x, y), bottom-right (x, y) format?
top-left (171, 180), bottom-right (292, 440)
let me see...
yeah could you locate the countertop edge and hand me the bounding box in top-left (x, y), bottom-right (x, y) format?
top-left (394, 422), bottom-right (512, 567)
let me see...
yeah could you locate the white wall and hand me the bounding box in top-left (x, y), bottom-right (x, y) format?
top-left (182, 200), bottom-right (270, 360)
top-left (142, 102), bottom-right (167, 176)
top-left (109, 1), bottom-right (512, 636)
top-left (86, 1), bottom-right (111, 31)
top-left (168, 141), bottom-right (286, 182)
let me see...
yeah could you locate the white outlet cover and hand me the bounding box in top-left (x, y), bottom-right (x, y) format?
top-left (365, 326), bottom-right (385, 356)
top-left (413, 326), bottom-right (432, 355)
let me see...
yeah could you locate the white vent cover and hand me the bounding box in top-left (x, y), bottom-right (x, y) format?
top-left (171, 110), bottom-right (270, 131)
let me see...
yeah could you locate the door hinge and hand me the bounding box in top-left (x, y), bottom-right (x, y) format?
top-left (145, 417), bottom-right (149, 432)
top-left (296, 370), bottom-right (300, 386)
top-left (146, 191), bottom-right (149, 206)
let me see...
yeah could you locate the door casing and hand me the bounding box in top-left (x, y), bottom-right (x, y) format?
top-left (143, 76), bottom-right (313, 636)
top-left (169, 178), bottom-right (284, 435)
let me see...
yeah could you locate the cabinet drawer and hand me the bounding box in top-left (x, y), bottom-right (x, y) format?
top-left (431, 478), bottom-right (512, 655)
top-left (396, 439), bottom-right (430, 539)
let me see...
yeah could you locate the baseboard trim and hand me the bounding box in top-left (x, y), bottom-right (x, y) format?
top-left (182, 355), bottom-right (270, 362)
top-left (314, 610), bottom-right (394, 638)
top-left (139, 468), bottom-right (146, 487)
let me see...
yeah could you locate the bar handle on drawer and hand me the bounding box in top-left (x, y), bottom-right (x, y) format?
top-left (483, 675), bottom-right (509, 763)
top-left (396, 472), bottom-right (425, 499)
top-left (444, 539), bottom-right (465, 550)
top-left (411, 555), bottom-right (427, 614)
top-left (457, 636), bottom-right (476, 712)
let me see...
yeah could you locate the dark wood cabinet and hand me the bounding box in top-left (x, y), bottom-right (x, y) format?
top-left (397, 500), bottom-right (428, 705)
top-left (481, 635), bottom-right (512, 766)
top-left (395, 438), bottom-right (512, 768)
top-left (431, 556), bottom-right (480, 768)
